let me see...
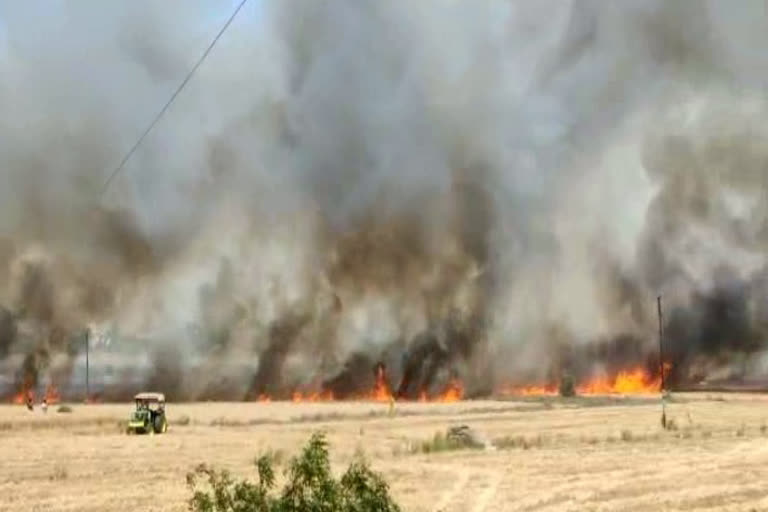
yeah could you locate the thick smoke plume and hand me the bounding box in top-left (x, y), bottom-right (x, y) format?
top-left (2, 0), bottom-right (768, 400)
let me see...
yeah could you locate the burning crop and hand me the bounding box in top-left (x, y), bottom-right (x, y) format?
top-left (575, 368), bottom-right (660, 395)
top-left (290, 390), bottom-right (334, 403)
top-left (12, 389), bottom-right (31, 405)
top-left (43, 384), bottom-right (60, 404)
top-left (497, 365), bottom-right (664, 397)
top-left (252, 362), bottom-right (464, 403)
top-left (9, 384), bottom-right (61, 405)
top-left (369, 362), bottom-right (392, 402)
top-left (498, 385), bottom-right (559, 397)
top-left (248, 362), bottom-right (464, 403)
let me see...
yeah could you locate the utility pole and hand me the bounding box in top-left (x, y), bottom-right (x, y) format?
top-left (657, 295), bottom-right (666, 428)
top-left (85, 328), bottom-right (90, 403)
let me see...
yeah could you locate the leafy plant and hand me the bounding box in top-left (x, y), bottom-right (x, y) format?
top-left (186, 432), bottom-right (401, 512)
top-left (412, 429), bottom-right (484, 454)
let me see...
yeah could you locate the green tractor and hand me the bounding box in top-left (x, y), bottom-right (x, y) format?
top-left (126, 392), bottom-right (168, 435)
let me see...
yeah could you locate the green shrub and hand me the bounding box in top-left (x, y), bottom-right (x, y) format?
top-left (412, 429), bottom-right (485, 454)
top-left (57, 405), bottom-right (73, 413)
top-left (255, 448), bottom-right (286, 468)
top-left (415, 432), bottom-right (455, 454)
top-left (187, 432), bottom-right (401, 512)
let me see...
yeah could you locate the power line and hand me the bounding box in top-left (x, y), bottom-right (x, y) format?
top-left (99, 0), bottom-right (249, 198)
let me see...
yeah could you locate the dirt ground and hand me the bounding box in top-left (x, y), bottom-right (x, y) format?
top-left (2, 394), bottom-right (768, 511)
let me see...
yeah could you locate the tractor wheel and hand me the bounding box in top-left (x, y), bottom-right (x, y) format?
top-left (153, 415), bottom-right (167, 434)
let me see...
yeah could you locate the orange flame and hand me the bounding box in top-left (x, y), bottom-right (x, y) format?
top-left (498, 384), bottom-right (558, 397)
top-left (433, 378), bottom-right (464, 402)
top-left (12, 390), bottom-right (31, 404)
top-left (252, 362), bottom-right (466, 403)
top-left (497, 365), bottom-right (663, 397)
top-left (255, 381), bottom-right (466, 403)
top-left (291, 390), bottom-right (335, 402)
top-left (369, 363), bottom-right (393, 402)
top-left (44, 385), bottom-right (60, 404)
top-left (576, 367), bottom-right (660, 394)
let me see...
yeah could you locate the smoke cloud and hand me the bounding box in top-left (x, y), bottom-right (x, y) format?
top-left (2, 0), bottom-right (768, 400)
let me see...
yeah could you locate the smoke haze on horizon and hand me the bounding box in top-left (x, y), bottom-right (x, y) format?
top-left (2, 0), bottom-right (768, 399)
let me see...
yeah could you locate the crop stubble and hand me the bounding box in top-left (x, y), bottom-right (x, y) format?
top-left (2, 395), bottom-right (768, 511)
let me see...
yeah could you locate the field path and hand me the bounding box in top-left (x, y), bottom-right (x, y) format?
top-left (429, 461), bottom-right (502, 512)
top-left (471, 469), bottom-right (503, 512)
top-left (432, 466), bottom-right (471, 512)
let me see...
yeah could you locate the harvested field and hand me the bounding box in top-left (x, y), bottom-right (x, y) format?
top-left (3, 394), bottom-right (768, 511)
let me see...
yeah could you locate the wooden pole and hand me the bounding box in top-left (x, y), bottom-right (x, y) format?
top-left (657, 296), bottom-right (665, 392)
top-left (657, 295), bottom-right (666, 428)
top-left (85, 328), bottom-right (90, 403)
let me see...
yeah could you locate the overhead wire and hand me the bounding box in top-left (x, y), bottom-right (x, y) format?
top-left (99, 0), bottom-right (249, 198)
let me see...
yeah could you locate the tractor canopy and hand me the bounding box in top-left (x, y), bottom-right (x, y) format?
top-left (134, 392), bottom-right (165, 402)
top-left (134, 392), bottom-right (165, 411)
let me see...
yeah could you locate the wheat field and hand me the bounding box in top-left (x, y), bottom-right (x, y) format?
top-left (2, 394), bottom-right (768, 511)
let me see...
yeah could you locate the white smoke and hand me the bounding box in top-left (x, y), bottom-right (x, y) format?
top-left (1, 0), bottom-right (768, 398)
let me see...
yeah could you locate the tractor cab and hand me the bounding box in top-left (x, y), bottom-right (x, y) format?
top-left (127, 392), bottom-right (168, 435)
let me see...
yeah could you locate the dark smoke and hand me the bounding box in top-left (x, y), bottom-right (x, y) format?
top-left (3, 1), bottom-right (768, 400)
top-left (250, 312), bottom-right (312, 398)
top-left (143, 345), bottom-right (184, 400)
top-left (396, 333), bottom-right (449, 399)
top-left (0, 307), bottom-right (16, 359)
top-left (322, 353), bottom-right (379, 399)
